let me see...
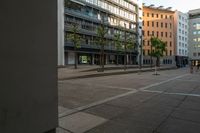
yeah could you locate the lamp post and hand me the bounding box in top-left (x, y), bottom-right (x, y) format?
top-left (139, 35), bottom-right (143, 71)
top-left (149, 34), bottom-right (153, 68)
top-left (124, 23), bottom-right (127, 70)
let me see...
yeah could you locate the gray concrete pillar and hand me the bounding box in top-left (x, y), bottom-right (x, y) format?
top-left (58, 0), bottom-right (65, 66)
top-left (0, 0), bottom-right (58, 133)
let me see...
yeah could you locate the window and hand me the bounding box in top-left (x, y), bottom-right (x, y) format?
top-left (193, 53), bottom-right (197, 56)
top-left (165, 23), bottom-right (167, 28)
top-left (170, 32), bottom-right (172, 38)
top-left (142, 21), bottom-right (144, 26)
top-left (156, 22), bottom-right (159, 27)
top-left (161, 32), bottom-right (163, 37)
top-left (156, 14), bottom-right (159, 18)
top-left (170, 41), bottom-right (172, 47)
top-left (170, 23), bottom-right (172, 29)
top-left (147, 31), bottom-right (150, 36)
top-left (147, 21), bottom-right (149, 26)
top-left (152, 22), bottom-right (154, 27)
top-left (148, 50), bottom-right (150, 55)
top-left (157, 31), bottom-right (159, 37)
top-left (147, 13), bottom-right (149, 17)
top-left (170, 50), bottom-right (172, 56)
top-left (143, 40), bottom-right (145, 45)
top-left (143, 50), bottom-right (145, 55)
top-left (152, 31), bottom-right (154, 36)
top-left (161, 14), bottom-right (163, 18)
top-left (161, 22), bottom-right (163, 28)
top-left (152, 13), bottom-right (154, 17)
top-left (148, 40), bottom-right (150, 46)
top-left (165, 15), bottom-right (167, 19)
top-left (165, 32), bottom-right (168, 37)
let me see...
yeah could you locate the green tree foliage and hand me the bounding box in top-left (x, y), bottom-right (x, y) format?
top-left (96, 24), bottom-right (107, 72)
top-left (126, 36), bottom-right (136, 65)
top-left (114, 33), bottom-right (123, 65)
top-left (65, 23), bottom-right (81, 69)
top-left (150, 37), bottom-right (166, 75)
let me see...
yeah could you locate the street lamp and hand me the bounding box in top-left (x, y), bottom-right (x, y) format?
top-left (124, 23), bottom-right (127, 70)
top-left (139, 35), bottom-right (143, 71)
top-left (149, 34), bottom-right (153, 68)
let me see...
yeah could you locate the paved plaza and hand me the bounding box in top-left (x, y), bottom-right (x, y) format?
top-left (57, 68), bottom-right (200, 133)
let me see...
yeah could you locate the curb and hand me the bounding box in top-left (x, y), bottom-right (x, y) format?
top-left (59, 67), bottom-right (177, 80)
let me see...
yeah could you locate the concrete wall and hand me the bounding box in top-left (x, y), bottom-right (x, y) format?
top-left (58, 0), bottom-right (65, 66)
top-left (0, 0), bottom-right (58, 133)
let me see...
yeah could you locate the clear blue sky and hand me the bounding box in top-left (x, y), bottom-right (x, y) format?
top-left (143, 0), bottom-right (200, 13)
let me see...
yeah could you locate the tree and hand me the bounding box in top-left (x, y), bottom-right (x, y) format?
top-left (66, 23), bottom-right (81, 69)
top-left (96, 23), bottom-right (107, 72)
top-left (114, 33), bottom-right (123, 65)
top-left (150, 37), bottom-right (166, 75)
top-left (126, 36), bottom-right (136, 65)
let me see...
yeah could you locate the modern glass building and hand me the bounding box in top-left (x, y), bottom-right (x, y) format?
top-left (188, 8), bottom-right (200, 66)
top-left (64, 0), bottom-right (140, 65)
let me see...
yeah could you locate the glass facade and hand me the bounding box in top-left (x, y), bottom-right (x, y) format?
top-left (65, 0), bottom-right (139, 65)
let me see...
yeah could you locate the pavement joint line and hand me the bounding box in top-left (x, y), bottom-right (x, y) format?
top-left (176, 79), bottom-right (200, 82)
top-left (142, 90), bottom-right (200, 97)
top-left (58, 126), bottom-right (74, 133)
top-left (59, 81), bottom-right (134, 91)
top-left (58, 67), bottom-right (178, 80)
top-left (58, 73), bottom-right (188, 118)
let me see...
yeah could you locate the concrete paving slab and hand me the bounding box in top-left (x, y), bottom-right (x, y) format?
top-left (59, 112), bottom-right (107, 133)
top-left (105, 92), bottom-right (158, 109)
top-left (179, 97), bottom-right (200, 111)
top-left (172, 108), bottom-right (200, 123)
top-left (84, 104), bottom-right (127, 119)
top-left (146, 80), bottom-right (198, 94)
top-left (86, 120), bottom-right (154, 133)
top-left (58, 81), bottom-right (128, 109)
top-left (157, 117), bottom-right (200, 133)
top-left (58, 106), bottom-right (72, 114)
top-left (56, 128), bottom-right (70, 133)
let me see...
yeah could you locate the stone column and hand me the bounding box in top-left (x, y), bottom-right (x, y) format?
top-left (0, 0), bottom-right (58, 133)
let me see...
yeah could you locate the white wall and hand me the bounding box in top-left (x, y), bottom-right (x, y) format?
top-left (175, 11), bottom-right (189, 57)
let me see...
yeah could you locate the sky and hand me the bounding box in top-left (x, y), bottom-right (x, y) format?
top-left (142, 0), bottom-right (200, 13)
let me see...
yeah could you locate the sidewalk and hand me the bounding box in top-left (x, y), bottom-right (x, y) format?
top-left (57, 68), bottom-right (200, 133)
top-left (58, 65), bottom-right (178, 80)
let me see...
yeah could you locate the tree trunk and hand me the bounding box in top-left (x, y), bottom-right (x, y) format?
top-left (74, 47), bottom-right (78, 69)
top-left (116, 54), bottom-right (119, 65)
top-left (124, 52), bottom-right (126, 70)
top-left (102, 45), bottom-right (104, 72)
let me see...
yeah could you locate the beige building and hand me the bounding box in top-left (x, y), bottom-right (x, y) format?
top-left (142, 5), bottom-right (176, 66)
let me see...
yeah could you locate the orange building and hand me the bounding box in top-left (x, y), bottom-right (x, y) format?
top-left (142, 5), bottom-right (176, 66)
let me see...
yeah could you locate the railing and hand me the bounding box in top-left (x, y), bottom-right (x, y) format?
top-left (65, 41), bottom-right (119, 51)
